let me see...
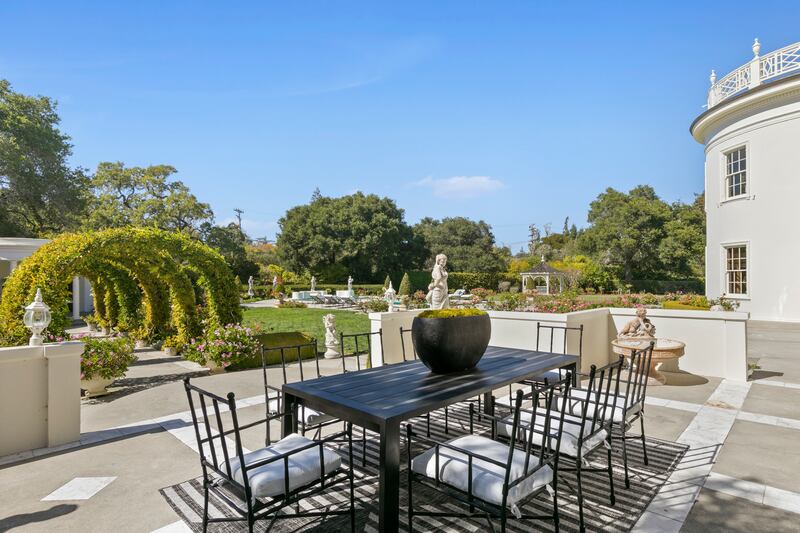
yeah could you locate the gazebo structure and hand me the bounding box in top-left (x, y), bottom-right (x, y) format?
top-left (520, 256), bottom-right (565, 294)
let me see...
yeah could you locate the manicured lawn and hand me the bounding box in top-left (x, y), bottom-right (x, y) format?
top-left (243, 307), bottom-right (371, 351)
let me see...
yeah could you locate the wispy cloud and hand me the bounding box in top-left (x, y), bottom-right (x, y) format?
top-left (413, 176), bottom-right (506, 199)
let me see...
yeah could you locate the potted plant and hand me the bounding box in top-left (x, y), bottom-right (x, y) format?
top-left (162, 336), bottom-right (182, 356)
top-left (80, 337), bottom-right (136, 397)
top-left (184, 324), bottom-right (257, 374)
top-left (411, 308), bottom-right (491, 374)
top-left (82, 314), bottom-right (99, 332)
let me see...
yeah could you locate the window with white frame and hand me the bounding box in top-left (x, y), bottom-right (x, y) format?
top-left (725, 146), bottom-right (747, 198)
top-left (725, 245), bottom-right (748, 296)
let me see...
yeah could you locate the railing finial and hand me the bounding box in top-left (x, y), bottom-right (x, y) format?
top-left (752, 38), bottom-right (761, 58)
top-left (709, 69), bottom-right (717, 85)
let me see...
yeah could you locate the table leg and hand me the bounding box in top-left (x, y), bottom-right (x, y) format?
top-left (378, 420), bottom-right (401, 532)
top-left (566, 362), bottom-right (578, 386)
top-left (482, 391), bottom-right (493, 416)
top-left (282, 392), bottom-right (299, 438)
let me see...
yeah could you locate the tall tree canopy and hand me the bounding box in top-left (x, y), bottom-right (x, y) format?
top-left (277, 192), bottom-right (425, 282)
top-left (200, 222), bottom-right (259, 282)
top-left (85, 162), bottom-right (213, 234)
top-left (413, 216), bottom-right (509, 272)
top-left (0, 80), bottom-right (87, 236)
top-left (576, 185), bottom-right (702, 282)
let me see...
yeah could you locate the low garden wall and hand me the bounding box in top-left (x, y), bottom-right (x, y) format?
top-left (369, 307), bottom-right (749, 381)
top-left (0, 341), bottom-right (83, 457)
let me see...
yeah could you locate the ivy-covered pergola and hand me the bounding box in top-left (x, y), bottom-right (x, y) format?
top-left (0, 227), bottom-right (241, 346)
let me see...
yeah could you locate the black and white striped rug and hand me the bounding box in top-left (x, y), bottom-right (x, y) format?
top-left (160, 404), bottom-right (686, 532)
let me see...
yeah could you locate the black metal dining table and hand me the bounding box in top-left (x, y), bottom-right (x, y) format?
top-left (281, 345), bottom-right (578, 532)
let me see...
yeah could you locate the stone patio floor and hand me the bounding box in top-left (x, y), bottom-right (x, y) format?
top-left (1, 320), bottom-right (799, 532)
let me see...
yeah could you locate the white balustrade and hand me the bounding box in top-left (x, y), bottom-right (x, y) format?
top-left (708, 40), bottom-right (800, 108)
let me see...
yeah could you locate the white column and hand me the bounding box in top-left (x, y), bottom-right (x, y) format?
top-left (546, 275), bottom-right (550, 294)
top-left (72, 277), bottom-right (80, 320)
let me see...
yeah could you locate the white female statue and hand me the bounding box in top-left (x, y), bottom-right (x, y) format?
top-left (247, 276), bottom-right (255, 297)
top-left (310, 276), bottom-right (317, 292)
top-left (425, 253), bottom-right (450, 310)
top-left (347, 275), bottom-right (353, 292)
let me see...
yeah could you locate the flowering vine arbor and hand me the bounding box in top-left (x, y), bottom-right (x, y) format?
top-left (520, 256), bottom-right (566, 295)
top-left (0, 227), bottom-right (241, 346)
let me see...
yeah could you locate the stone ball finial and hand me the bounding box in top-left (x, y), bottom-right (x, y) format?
top-left (753, 38), bottom-right (761, 58)
top-left (710, 69), bottom-right (717, 85)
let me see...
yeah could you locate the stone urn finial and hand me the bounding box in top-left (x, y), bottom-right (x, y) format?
top-left (752, 38), bottom-right (761, 58)
top-left (710, 69), bottom-right (717, 85)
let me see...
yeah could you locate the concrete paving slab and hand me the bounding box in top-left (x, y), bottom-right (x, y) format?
top-left (629, 405), bottom-right (697, 443)
top-left (645, 375), bottom-right (721, 404)
top-left (740, 383), bottom-right (800, 420)
top-left (682, 487), bottom-right (799, 533)
top-left (0, 431), bottom-right (198, 533)
top-left (712, 420), bottom-right (800, 493)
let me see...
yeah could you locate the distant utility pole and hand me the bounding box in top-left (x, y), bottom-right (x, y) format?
top-left (233, 208), bottom-right (244, 230)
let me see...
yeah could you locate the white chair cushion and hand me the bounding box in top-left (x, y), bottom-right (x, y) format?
top-left (302, 406), bottom-right (336, 426)
top-left (228, 433), bottom-right (341, 498)
top-left (411, 434), bottom-right (553, 511)
top-left (556, 389), bottom-right (640, 423)
top-left (496, 408), bottom-right (608, 458)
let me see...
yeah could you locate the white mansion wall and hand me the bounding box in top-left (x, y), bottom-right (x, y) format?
top-left (694, 67), bottom-right (800, 322)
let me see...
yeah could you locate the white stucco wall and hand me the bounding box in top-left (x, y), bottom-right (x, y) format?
top-left (693, 70), bottom-right (800, 321)
top-left (369, 308), bottom-right (749, 381)
top-left (0, 342), bottom-right (83, 457)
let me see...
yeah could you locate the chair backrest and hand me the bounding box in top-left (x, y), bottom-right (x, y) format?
top-left (184, 378), bottom-right (251, 498)
top-left (536, 322), bottom-right (584, 357)
top-left (398, 326), bottom-right (417, 361)
top-left (502, 375), bottom-right (573, 505)
top-left (339, 329), bottom-right (383, 372)
top-left (620, 341), bottom-right (654, 412)
top-left (572, 356), bottom-right (625, 439)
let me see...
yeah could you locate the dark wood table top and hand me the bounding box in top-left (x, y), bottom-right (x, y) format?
top-left (283, 346), bottom-right (578, 426)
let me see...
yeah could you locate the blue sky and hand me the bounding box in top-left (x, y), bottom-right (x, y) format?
top-left (2, 1), bottom-right (797, 249)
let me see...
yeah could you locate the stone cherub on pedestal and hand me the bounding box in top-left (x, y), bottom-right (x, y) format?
top-left (425, 253), bottom-right (450, 310)
top-left (323, 313), bottom-right (341, 358)
top-left (247, 276), bottom-right (255, 297)
top-left (619, 307), bottom-right (657, 338)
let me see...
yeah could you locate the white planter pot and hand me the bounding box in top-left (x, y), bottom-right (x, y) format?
top-left (135, 340), bottom-right (148, 350)
top-left (206, 360), bottom-right (225, 374)
top-left (81, 376), bottom-right (114, 397)
top-left (164, 347), bottom-right (177, 357)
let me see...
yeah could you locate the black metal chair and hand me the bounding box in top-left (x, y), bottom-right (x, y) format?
top-left (339, 329), bottom-right (383, 373)
top-left (558, 342), bottom-right (654, 488)
top-left (406, 375), bottom-right (573, 532)
top-left (260, 340), bottom-right (368, 466)
top-left (183, 378), bottom-right (356, 533)
top-left (496, 356), bottom-right (625, 532)
top-left (399, 327), bottom-right (432, 437)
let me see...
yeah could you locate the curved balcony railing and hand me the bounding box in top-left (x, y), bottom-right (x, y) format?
top-left (708, 40), bottom-right (800, 108)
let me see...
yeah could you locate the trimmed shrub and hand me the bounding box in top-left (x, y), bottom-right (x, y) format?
top-left (417, 308), bottom-right (487, 319)
top-left (236, 332), bottom-right (318, 369)
top-left (398, 273), bottom-right (411, 296)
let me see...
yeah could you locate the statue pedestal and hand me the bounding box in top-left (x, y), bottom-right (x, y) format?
top-left (324, 344), bottom-right (341, 359)
top-left (611, 338), bottom-right (686, 385)
top-left (336, 290), bottom-right (354, 298)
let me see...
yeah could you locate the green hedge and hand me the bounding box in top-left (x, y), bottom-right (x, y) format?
top-left (662, 301), bottom-right (710, 311)
top-left (229, 332), bottom-right (317, 370)
top-left (404, 271), bottom-right (515, 292)
top-left (630, 279), bottom-right (704, 293)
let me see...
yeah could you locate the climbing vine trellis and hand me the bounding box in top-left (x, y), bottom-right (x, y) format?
top-left (0, 227), bottom-right (241, 346)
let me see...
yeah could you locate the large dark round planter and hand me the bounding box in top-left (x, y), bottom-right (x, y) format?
top-left (411, 314), bottom-right (491, 374)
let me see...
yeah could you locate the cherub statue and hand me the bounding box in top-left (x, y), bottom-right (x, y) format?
top-left (619, 307), bottom-right (656, 338)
